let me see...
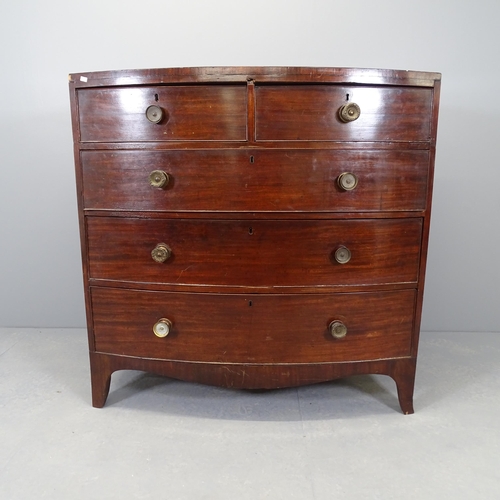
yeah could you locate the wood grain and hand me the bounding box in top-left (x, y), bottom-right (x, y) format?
top-left (91, 287), bottom-right (415, 363)
top-left (69, 67), bottom-right (441, 411)
top-left (255, 85), bottom-right (433, 142)
top-left (87, 217), bottom-right (422, 288)
top-left (78, 85), bottom-right (247, 142)
top-left (81, 149), bottom-right (429, 212)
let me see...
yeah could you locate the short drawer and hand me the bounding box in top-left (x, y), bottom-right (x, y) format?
top-left (255, 85), bottom-right (433, 142)
top-left (91, 288), bottom-right (415, 363)
top-left (87, 217), bottom-right (422, 288)
top-left (81, 149), bottom-right (429, 212)
top-left (77, 85), bottom-right (247, 142)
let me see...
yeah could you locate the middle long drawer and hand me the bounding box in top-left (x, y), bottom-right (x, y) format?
top-left (87, 217), bottom-right (422, 288)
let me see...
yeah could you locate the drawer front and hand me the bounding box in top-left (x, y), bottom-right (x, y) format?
top-left (77, 85), bottom-right (247, 142)
top-left (255, 85), bottom-right (433, 142)
top-left (91, 288), bottom-right (415, 363)
top-left (87, 218), bottom-right (422, 287)
top-left (81, 149), bottom-right (429, 212)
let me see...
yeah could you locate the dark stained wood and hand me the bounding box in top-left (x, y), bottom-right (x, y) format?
top-left (255, 85), bottom-right (433, 142)
top-left (69, 66), bottom-right (441, 88)
top-left (87, 217), bottom-right (422, 287)
top-left (89, 351), bottom-right (112, 409)
top-left (78, 85), bottom-right (247, 142)
top-left (91, 288), bottom-right (415, 363)
top-left (69, 74), bottom-right (96, 352)
top-left (69, 67), bottom-right (441, 413)
top-left (411, 78), bottom-right (442, 357)
top-left (79, 140), bottom-right (431, 151)
top-left (81, 149), bottom-right (429, 212)
top-left (89, 351), bottom-right (416, 414)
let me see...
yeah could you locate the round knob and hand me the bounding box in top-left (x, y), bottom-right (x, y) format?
top-left (153, 318), bottom-right (172, 338)
top-left (145, 105), bottom-right (164, 124)
top-left (151, 243), bottom-right (171, 263)
top-left (334, 246), bottom-right (351, 264)
top-left (149, 170), bottom-right (169, 189)
top-left (330, 321), bottom-right (347, 339)
top-left (337, 172), bottom-right (358, 191)
top-left (338, 102), bottom-right (361, 122)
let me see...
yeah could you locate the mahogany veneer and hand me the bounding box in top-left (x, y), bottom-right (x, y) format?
top-left (69, 67), bottom-right (441, 413)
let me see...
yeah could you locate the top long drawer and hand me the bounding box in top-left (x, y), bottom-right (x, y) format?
top-left (255, 85), bottom-right (433, 142)
top-left (80, 149), bottom-right (429, 213)
top-left (77, 85), bottom-right (247, 142)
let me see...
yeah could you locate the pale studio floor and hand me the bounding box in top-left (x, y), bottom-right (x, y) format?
top-left (0, 328), bottom-right (499, 499)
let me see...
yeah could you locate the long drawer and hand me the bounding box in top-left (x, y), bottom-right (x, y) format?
top-left (77, 85), bottom-right (247, 142)
top-left (87, 217), bottom-right (422, 287)
top-left (81, 149), bottom-right (429, 212)
top-left (91, 287), bottom-right (415, 363)
top-left (255, 85), bottom-right (433, 142)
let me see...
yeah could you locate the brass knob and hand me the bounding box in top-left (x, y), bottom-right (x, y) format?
top-left (334, 246), bottom-right (351, 264)
top-left (330, 321), bottom-right (347, 339)
top-left (337, 172), bottom-right (358, 191)
top-left (145, 105), bottom-right (164, 124)
top-left (153, 318), bottom-right (172, 338)
top-left (338, 102), bottom-right (361, 122)
top-left (149, 170), bottom-right (169, 189)
top-left (151, 243), bottom-right (171, 263)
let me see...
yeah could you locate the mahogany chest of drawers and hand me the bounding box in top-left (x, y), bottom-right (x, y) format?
top-left (69, 67), bottom-right (440, 413)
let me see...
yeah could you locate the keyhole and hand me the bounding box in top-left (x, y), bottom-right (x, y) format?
top-left (248, 227), bottom-right (253, 235)
top-left (154, 93), bottom-right (159, 101)
top-left (250, 155), bottom-right (254, 163)
top-left (249, 300), bottom-right (253, 307)
top-left (346, 93), bottom-right (350, 101)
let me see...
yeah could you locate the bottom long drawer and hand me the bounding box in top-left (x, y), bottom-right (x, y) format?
top-left (90, 288), bottom-right (415, 364)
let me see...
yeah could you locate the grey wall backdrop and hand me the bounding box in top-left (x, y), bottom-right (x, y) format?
top-left (1, 0), bottom-right (499, 331)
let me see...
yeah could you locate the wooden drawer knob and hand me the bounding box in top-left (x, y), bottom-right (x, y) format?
top-left (338, 102), bottom-right (360, 122)
top-left (149, 170), bottom-right (170, 189)
top-left (151, 243), bottom-right (172, 263)
top-left (153, 318), bottom-right (172, 338)
top-left (329, 320), bottom-right (347, 339)
top-left (145, 105), bottom-right (164, 124)
top-left (337, 172), bottom-right (358, 191)
top-left (334, 246), bottom-right (351, 264)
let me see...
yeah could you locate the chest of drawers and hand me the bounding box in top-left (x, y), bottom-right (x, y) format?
top-left (69, 67), bottom-right (440, 414)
